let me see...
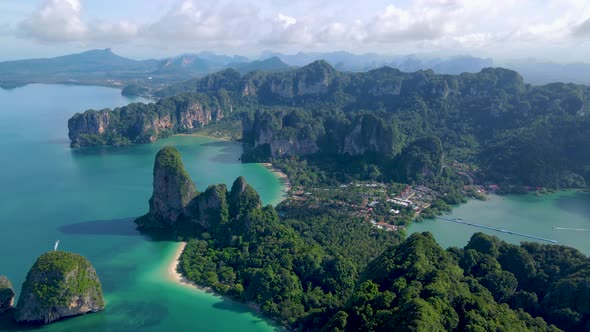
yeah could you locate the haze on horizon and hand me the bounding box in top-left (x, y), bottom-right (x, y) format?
top-left (1, 0), bottom-right (590, 63)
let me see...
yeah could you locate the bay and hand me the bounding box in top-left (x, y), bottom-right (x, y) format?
top-left (0, 84), bottom-right (281, 331)
top-left (407, 191), bottom-right (590, 255)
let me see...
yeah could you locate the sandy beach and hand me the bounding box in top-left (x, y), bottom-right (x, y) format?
top-left (167, 242), bottom-right (211, 291)
top-left (167, 241), bottom-right (264, 314)
top-left (260, 162), bottom-right (292, 195)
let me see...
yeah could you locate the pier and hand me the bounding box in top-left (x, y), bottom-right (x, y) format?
top-left (437, 216), bottom-right (558, 243)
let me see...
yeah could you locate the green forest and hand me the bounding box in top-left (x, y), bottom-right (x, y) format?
top-left (177, 177), bottom-right (590, 331)
top-left (70, 62), bottom-right (590, 189)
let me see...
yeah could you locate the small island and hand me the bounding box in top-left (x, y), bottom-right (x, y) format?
top-left (15, 251), bottom-right (105, 325)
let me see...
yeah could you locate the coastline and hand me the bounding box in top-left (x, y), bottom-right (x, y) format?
top-left (260, 162), bottom-right (292, 196)
top-left (166, 241), bottom-right (269, 320)
top-left (175, 133), bottom-right (232, 141)
top-left (164, 159), bottom-right (292, 318)
top-left (166, 242), bottom-right (212, 291)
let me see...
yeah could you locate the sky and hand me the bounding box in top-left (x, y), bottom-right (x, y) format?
top-left (1, 0), bottom-right (590, 62)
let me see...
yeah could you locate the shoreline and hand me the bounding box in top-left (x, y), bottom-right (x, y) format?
top-left (175, 133), bottom-right (233, 142)
top-left (166, 242), bottom-right (213, 291)
top-left (166, 242), bottom-right (269, 321)
top-left (260, 162), bottom-right (292, 197)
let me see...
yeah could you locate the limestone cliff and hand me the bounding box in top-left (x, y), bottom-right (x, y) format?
top-left (186, 184), bottom-right (229, 229)
top-left (136, 147), bottom-right (261, 236)
top-left (229, 176), bottom-right (262, 220)
top-left (341, 114), bottom-right (397, 157)
top-left (0, 276), bottom-right (14, 315)
top-left (136, 146), bottom-right (197, 228)
top-left (15, 251), bottom-right (104, 324)
top-left (68, 93), bottom-right (229, 147)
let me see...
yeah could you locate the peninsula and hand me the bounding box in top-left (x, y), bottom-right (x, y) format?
top-left (135, 146), bottom-right (590, 331)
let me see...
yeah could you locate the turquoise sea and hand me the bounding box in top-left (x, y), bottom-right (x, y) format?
top-left (0, 84), bottom-right (282, 331)
top-left (408, 191), bottom-right (590, 255)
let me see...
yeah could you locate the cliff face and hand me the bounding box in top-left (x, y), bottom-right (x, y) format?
top-left (136, 147), bottom-right (260, 235)
top-left (68, 94), bottom-right (228, 147)
top-left (190, 184), bottom-right (229, 229)
top-left (0, 276), bottom-right (14, 315)
top-left (136, 147), bottom-right (197, 228)
top-left (68, 110), bottom-right (111, 146)
top-left (15, 251), bottom-right (104, 324)
top-left (229, 176), bottom-right (261, 219)
top-left (341, 114), bottom-right (397, 157)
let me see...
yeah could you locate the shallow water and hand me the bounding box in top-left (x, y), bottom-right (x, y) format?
top-left (407, 191), bottom-right (590, 254)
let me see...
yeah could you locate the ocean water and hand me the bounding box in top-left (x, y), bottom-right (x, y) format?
top-left (407, 191), bottom-right (590, 255)
top-left (0, 84), bottom-right (282, 331)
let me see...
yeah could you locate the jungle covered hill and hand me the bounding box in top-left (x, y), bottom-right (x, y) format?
top-left (69, 61), bottom-right (590, 189)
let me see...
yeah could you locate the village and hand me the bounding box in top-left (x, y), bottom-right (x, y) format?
top-left (279, 180), bottom-right (491, 233)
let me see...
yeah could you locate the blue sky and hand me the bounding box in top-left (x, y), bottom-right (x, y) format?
top-left (1, 0), bottom-right (590, 62)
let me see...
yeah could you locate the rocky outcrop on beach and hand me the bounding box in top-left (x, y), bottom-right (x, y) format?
top-left (0, 276), bottom-right (14, 315)
top-left (136, 147), bottom-right (261, 235)
top-left (15, 251), bottom-right (105, 324)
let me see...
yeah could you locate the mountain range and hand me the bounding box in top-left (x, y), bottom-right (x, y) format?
top-left (3, 49), bottom-right (590, 90)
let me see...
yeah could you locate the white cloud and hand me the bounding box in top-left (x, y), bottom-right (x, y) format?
top-left (277, 13), bottom-right (296, 28)
top-left (12, 0), bottom-right (590, 60)
top-left (573, 18), bottom-right (590, 37)
top-left (19, 0), bottom-right (87, 42)
top-left (140, 0), bottom-right (260, 48)
top-left (17, 0), bottom-right (139, 44)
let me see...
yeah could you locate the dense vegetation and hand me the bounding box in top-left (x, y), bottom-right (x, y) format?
top-left (320, 232), bottom-right (561, 331)
top-left (178, 178), bottom-right (588, 331)
top-left (17, 251), bottom-right (104, 309)
top-left (178, 189), bottom-right (401, 326)
top-left (458, 233), bottom-right (590, 331)
top-left (236, 65), bottom-right (590, 189)
top-left (133, 147), bottom-right (585, 331)
top-left (71, 61), bottom-right (590, 189)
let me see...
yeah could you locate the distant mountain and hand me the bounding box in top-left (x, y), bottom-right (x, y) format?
top-left (261, 51), bottom-right (494, 74)
top-left (388, 55), bottom-right (494, 75)
top-left (0, 49), bottom-right (287, 90)
top-left (153, 54), bottom-right (221, 77)
top-left (0, 49), bottom-right (157, 88)
top-left (4, 48), bottom-right (590, 91)
top-left (194, 52), bottom-right (248, 66)
top-left (229, 57), bottom-right (291, 74)
top-left (501, 60), bottom-right (590, 85)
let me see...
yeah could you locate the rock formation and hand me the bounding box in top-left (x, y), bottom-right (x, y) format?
top-left (229, 176), bottom-right (261, 219)
top-left (136, 146), bottom-right (197, 228)
top-left (341, 114), bottom-right (397, 157)
top-left (136, 148), bottom-right (261, 236)
top-left (188, 184), bottom-right (229, 229)
top-left (15, 251), bottom-right (105, 324)
top-left (68, 93), bottom-right (229, 147)
top-left (0, 276), bottom-right (14, 315)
